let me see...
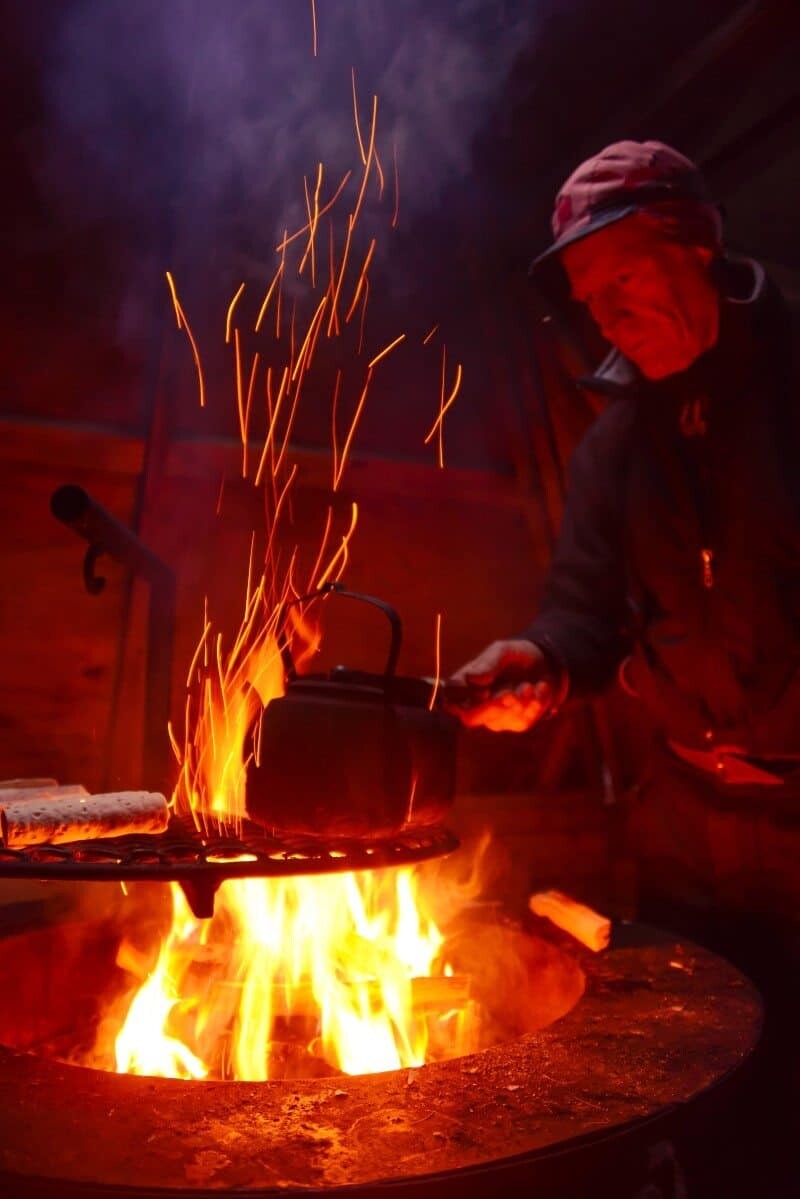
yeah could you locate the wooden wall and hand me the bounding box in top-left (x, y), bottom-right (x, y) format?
top-left (0, 400), bottom-right (571, 794)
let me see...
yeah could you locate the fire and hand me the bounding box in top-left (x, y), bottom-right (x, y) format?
top-left (109, 52), bottom-right (471, 1082)
top-left (111, 865), bottom-right (467, 1080)
top-left (134, 560), bottom-right (468, 1079)
top-left (114, 889), bottom-right (208, 1080)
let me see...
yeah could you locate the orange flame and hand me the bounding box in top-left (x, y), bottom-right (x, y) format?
top-left (112, 57), bottom-right (470, 1084)
top-left (115, 886), bottom-right (208, 1080)
top-left (113, 860), bottom-right (465, 1081)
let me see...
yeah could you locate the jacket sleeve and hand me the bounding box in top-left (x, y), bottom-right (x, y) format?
top-left (522, 408), bottom-right (633, 700)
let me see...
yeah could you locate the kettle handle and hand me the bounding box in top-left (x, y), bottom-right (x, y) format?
top-left (277, 581), bottom-right (402, 683)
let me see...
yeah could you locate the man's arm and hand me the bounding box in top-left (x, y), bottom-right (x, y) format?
top-left (524, 411), bottom-right (633, 699)
top-left (449, 407), bottom-right (633, 730)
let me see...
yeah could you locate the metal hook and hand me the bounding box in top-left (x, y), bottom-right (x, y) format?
top-left (82, 544), bottom-right (107, 595)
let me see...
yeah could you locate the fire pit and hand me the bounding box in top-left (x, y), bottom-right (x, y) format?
top-left (14, 483), bottom-right (762, 1195)
top-left (0, 896), bottom-right (760, 1198)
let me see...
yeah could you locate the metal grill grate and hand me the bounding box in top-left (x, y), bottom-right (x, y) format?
top-left (0, 817), bottom-right (459, 916)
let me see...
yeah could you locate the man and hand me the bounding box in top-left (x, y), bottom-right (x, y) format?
top-left (451, 140), bottom-right (799, 1188)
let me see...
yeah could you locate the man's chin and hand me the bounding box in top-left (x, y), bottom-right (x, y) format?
top-left (629, 346), bottom-right (699, 381)
top-left (637, 357), bottom-right (680, 380)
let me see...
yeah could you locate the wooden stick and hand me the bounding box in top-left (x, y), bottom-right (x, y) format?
top-left (0, 791), bottom-right (169, 849)
top-left (529, 889), bottom-right (611, 952)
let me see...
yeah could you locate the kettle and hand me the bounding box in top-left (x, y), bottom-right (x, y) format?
top-left (245, 584), bottom-right (459, 839)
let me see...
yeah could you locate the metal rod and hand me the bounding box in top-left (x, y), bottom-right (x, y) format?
top-left (51, 485), bottom-right (176, 793)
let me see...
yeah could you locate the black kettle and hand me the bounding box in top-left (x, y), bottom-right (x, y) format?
top-left (245, 583), bottom-right (458, 840)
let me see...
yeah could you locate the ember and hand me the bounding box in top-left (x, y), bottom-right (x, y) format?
top-left (166, 64), bottom-right (460, 845)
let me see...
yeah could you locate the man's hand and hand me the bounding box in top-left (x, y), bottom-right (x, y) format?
top-left (446, 639), bottom-right (556, 732)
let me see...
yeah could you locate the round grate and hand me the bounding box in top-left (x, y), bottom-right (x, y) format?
top-left (0, 817), bottom-right (459, 916)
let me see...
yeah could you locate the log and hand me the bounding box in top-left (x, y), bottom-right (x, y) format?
top-left (410, 974), bottom-right (472, 1013)
top-left (528, 889), bottom-right (611, 953)
top-left (0, 791), bottom-right (170, 849)
top-left (263, 974), bottom-right (472, 1019)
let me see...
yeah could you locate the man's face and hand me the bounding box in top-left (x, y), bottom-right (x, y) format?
top-left (561, 214), bottom-right (720, 380)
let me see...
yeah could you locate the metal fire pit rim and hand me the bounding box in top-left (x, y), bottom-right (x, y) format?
top-left (0, 1099), bottom-right (740, 1199)
top-left (0, 923), bottom-right (762, 1196)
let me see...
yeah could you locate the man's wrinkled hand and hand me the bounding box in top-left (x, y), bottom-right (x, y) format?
top-left (446, 639), bottom-right (555, 732)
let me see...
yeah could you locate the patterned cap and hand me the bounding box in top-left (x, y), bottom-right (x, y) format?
top-left (530, 140), bottom-right (722, 278)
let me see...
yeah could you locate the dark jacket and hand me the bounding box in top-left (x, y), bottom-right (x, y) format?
top-left (524, 257), bottom-right (800, 754)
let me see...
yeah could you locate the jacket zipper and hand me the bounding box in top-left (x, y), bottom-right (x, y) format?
top-left (684, 428), bottom-right (718, 739)
top-left (700, 546), bottom-right (714, 589)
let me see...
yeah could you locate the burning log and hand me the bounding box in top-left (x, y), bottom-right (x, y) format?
top-left (0, 790), bottom-right (170, 849)
top-left (121, 946), bottom-right (472, 1021)
top-left (528, 889), bottom-right (611, 952)
top-left (260, 974), bottom-right (472, 1019)
top-left (410, 973), bottom-right (472, 1014)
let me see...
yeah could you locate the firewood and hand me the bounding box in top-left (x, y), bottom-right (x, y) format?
top-left (0, 790), bottom-right (170, 849)
top-left (409, 974), bottom-right (472, 1012)
top-left (263, 973), bottom-right (471, 1018)
top-left (528, 889), bottom-right (611, 952)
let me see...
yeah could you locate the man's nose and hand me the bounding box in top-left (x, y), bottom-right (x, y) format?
top-left (590, 292), bottom-right (625, 337)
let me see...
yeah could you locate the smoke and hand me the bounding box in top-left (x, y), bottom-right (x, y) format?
top-left (23, 0), bottom-right (551, 460)
top-left (40, 0), bottom-right (545, 249)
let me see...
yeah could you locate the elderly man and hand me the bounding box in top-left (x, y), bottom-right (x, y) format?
top-left (452, 139), bottom-right (798, 1189)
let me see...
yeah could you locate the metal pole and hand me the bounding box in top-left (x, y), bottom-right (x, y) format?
top-left (51, 485), bottom-right (176, 793)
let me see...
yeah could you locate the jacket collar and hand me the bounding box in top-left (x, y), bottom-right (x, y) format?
top-left (577, 255), bottom-right (770, 399)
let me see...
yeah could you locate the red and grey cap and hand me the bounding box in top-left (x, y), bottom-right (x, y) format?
top-left (530, 140), bottom-right (723, 279)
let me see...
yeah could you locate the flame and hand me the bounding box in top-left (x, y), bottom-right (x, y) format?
top-left (130, 548), bottom-right (462, 1080)
top-left (121, 510), bottom-right (468, 1081)
top-left (111, 864), bottom-right (461, 1080)
top-left (114, 887), bottom-right (207, 1080)
top-left (112, 53), bottom-right (472, 1084)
